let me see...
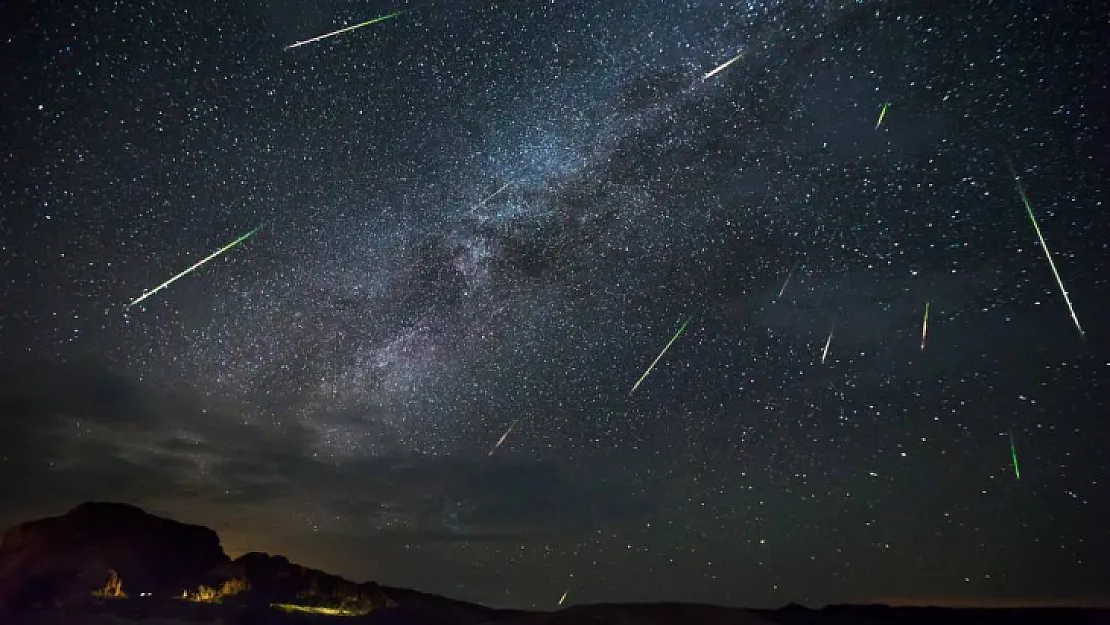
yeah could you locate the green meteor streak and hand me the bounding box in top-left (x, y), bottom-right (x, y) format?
top-left (126, 224), bottom-right (265, 309)
top-left (1007, 159), bottom-right (1084, 338)
top-left (1009, 430), bottom-right (1021, 480)
top-left (875, 102), bottom-right (890, 129)
top-left (286, 9), bottom-right (413, 49)
top-left (630, 314), bottom-right (694, 395)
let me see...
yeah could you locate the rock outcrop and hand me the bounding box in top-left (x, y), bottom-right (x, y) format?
top-left (0, 502), bottom-right (494, 620)
top-left (0, 502), bottom-right (229, 610)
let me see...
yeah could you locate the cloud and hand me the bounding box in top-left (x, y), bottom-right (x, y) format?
top-left (0, 357), bottom-right (653, 545)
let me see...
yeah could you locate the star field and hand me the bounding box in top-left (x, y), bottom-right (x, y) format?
top-left (1, 0), bottom-right (1108, 611)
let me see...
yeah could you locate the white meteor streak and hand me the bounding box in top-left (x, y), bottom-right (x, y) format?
top-left (126, 224), bottom-right (265, 309)
top-left (286, 9), bottom-right (411, 50)
top-left (920, 301), bottom-right (930, 351)
top-left (777, 269), bottom-right (793, 300)
top-left (630, 314), bottom-right (694, 395)
top-left (702, 50), bottom-right (745, 80)
top-left (473, 181), bottom-right (511, 211)
top-left (820, 326), bottom-right (833, 364)
top-left (488, 420), bottom-right (519, 456)
top-left (1007, 160), bottom-right (1084, 339)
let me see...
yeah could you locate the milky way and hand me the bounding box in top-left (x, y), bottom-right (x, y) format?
top-left (1, 0), bottom-right (1108, 611)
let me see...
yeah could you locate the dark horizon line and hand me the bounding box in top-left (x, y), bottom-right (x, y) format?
top-left (860, 597), bottom-right (1110, 610)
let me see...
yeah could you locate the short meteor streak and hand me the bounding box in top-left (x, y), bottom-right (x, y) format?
top-left (1007, 160), bottom-right (1084, 338)
top-left (777, 269), bottom-right (793, 300)
top-left (1009, 430), bottom-right (1021, 480)
top-left (286, 9), bottom-right (412, 49)
top-left (820, 326), bottom-right (833, 364)
top-left (702, 50), bottom-right (745, 80)
top-left (875, 102), bottom-right (890, 129)
top-left (558, 589), bottom-right (569, 606)
top-left (630, 314), bottom-right (694, 395)
top-left (920, 301), bottom-right (930, 351)
top-left (126, 224), bottom-right (265, 309)
top-left (488, 420), bottom-right (519, 457)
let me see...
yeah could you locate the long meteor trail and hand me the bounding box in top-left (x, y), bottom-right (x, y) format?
top-left (1007, 160), bottom-right (1084, 338)
top-left (1009, 430), bottom-right (1021, 480)
top-left (286, 9), bottom-right (412, 49)
top-left (630, 314), bottom-right (694, 395)
top-left (820, 326), bottom-right (834, 364)
top-left (126, 224), bottom-right (265, 309)
top-left (920, 301), bottom-right (930, 351)
top-left (703, 50), bottom-right (745, 80)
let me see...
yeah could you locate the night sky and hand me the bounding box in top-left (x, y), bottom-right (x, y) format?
top-left (1, 0), bottom-right (1108, 611)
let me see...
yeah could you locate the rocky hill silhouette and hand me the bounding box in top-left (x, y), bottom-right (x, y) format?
top-left (0, 502), bottom-right (226, 609)
top-left (0, 502), bottom-right (511, 622)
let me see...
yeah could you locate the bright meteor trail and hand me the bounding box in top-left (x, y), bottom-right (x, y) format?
top-left (488, 419), bottom-right (520, 457)
top-left (820, 326), bottom-right (833, 364)
top-left (126, 224), bottom-right (265, 309)
top-left (286, 9), bottom-right (412, 50)
top-left (875, 102), bottom-right (890, 130)
top-left (1006, 159), bottom-right (1084, 338)
top-left (702, 50), bottom-right (745, 80)
top-left (1009, 430), bottom-right (1021, 480)
top-left (630, 314), bottom-right (694, 395)
top-left (920, 301), bottom-right (929, 351)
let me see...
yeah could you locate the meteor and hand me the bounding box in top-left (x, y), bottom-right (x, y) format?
top-left (702, 50), bottom-right (745, 80)
top-left (473, 181), bottom-right (511, 211)
top-left (776, 268), bottom-right (793, 300)
top-left (1007, 159), bottom-right (1084, 338)
top-left (630, 314), bottom-right (694, 395)
top-left (820, 326), bottom-right (833, 364)
top-left (875, 102), bottom-right (890, 129)
top-left (126, 224), bottom-right (265, 309)
top-left (488, 420), bottom-right (519, 457)
top-left (1009, 430), bottom-right (1021, 480)
top-left (558, 589), bottom-right (569, 606)
top-left (920, 301), bottom-right (929, 351)
top-left (286, 9), bottom-right (412, 50)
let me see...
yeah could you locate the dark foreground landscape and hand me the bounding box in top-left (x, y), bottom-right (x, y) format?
top-left (0, 503), bottom-right (1105, 625)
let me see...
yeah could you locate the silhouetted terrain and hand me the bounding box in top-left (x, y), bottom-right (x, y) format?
top-left (0, 503), bottom-right (1105, 624)
top-left (755, 603), bottom-right (1110, 625)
